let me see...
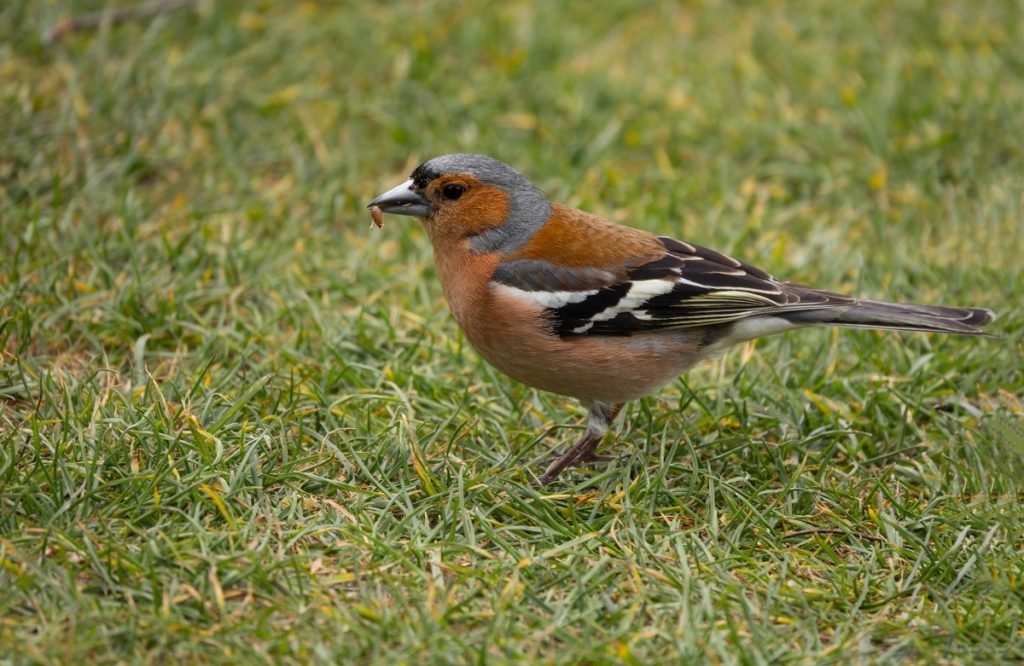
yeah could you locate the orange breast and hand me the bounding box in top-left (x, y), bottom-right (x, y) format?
top-left (427, 234), bottom-right (702, 403)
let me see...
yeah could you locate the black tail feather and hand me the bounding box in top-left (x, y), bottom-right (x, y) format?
top-left (782, 298), bottom-right (996, 336)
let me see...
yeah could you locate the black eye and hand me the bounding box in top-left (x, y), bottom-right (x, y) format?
top-left (442, 184), bottom-right (465, 200)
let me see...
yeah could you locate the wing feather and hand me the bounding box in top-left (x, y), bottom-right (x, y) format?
top-left (491, 235), bottom-right (855, 338)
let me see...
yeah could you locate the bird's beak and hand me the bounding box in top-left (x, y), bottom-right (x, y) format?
top-left (367, 179), bottom-right (432, 218)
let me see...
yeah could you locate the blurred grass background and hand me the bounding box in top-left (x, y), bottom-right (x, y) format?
top-left (2, 0), bottom-right (1023, 663)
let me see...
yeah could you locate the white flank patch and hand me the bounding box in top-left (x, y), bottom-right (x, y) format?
top-left (712, 316), bottom-right (799, 349)
top-left (492, 283), bottom-right (598, 309)
top-left (590, 279), bottom-right (677, 322)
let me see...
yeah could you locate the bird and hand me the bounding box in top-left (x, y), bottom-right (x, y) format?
top-left (368, 154), bottom-right (996, 484)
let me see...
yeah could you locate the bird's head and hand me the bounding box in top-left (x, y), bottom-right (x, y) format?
top-left (368, 153), bottom-right (551, 252)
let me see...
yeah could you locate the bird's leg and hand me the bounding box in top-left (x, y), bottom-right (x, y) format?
top-left (577, 451), bottom-right (617, 463)
top-left (538, 402), bottom-right (623, 484)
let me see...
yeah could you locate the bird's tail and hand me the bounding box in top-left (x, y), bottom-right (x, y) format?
top-left (783, 298), bottom-right (996, 336)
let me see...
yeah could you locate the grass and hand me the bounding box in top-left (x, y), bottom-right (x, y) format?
top-left (2, 0), bottom-right (1023, 663)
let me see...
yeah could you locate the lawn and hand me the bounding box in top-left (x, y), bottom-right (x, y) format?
top-left (2, 1), bottom-right (1023, 663)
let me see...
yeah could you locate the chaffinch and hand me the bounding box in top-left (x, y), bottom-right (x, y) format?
top-left (368, 154), bottom-right (995, 484)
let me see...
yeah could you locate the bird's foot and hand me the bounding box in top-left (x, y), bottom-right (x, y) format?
top-left (537, 435), bottom-right (601, 485)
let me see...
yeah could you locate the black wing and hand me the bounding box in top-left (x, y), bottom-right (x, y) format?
top-left (491, 236), bottom-right (853, 338)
